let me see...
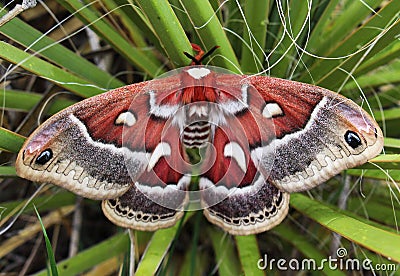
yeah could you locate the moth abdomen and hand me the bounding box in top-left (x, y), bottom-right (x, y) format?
top-left (182, 121), bottom-right (211, 148)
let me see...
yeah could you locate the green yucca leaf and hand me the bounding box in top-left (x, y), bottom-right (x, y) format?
top-left (301, 0), bottom-right (400, 88)
top-left (0, 9), bottom-right (124, 89)
top-left (0, 127), bottom-right (25, 152)
top-left (1, 192), bottom-right (76, 218)
top-left (268, 0), bottom-right (310, 78)
top-left (0, 41), bottom-right (105, 97)
top-left (348, 169), bottom-right (400, 181)
top-left (0, 166), bottom-right (17, 178)
top-left (179, 0), bottom-right (239, 71)
top-left (235, 235), bottom-right (264, 276)
top-left (135, 217), bottom-right (187, 274)
top-left (384, 138), bottom-right (400, 150)
top-left (34, 233), bottom-right (129, 276)
top-left (208, 227), bottom-right (241, 276)
top-left (272, 225), bottom-right (346, 276)
top-left (290, 194), bottom-right (400, 262)
top-left (34, 206), bottom-right (59, 276)
top-left (57, 0), bottom-right (164, 77)
top-left (240, 0), bottom-right (270, 74)
top-left (1, 89), bottom-right (75, 114)
top-left (134, 0), bottom-right (192, 67)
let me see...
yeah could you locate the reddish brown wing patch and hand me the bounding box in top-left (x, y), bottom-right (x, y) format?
top-left (73, 83), bottom-right (146, 147)
top-left (249, 76), bottom-right (324, 139)
top-left (202, 122), bottom-right (258, 189)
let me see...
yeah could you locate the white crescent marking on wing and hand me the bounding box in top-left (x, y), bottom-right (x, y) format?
top-left (262, 103), bottom-right (283, 118)
top-left (115, 111), bottom-right (136, 126)
top-left (224, 142), bottom-right (247, 173)
top-left (147, 142), bottom-right (171, 172)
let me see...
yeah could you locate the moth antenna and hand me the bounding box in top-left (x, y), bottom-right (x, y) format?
top-left (198, 45), bottom-right (220, 64)
top-left (183, 44), bottom-right (219, 65)
top-left (183, 51), bottom-right (201, 65)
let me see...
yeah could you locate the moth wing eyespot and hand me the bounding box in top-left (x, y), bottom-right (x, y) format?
top-left (35, 149), bottom-right (53, 165)
top-left (344, 131), bottom-right (362, 149)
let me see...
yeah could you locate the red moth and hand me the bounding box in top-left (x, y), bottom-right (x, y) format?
top-left (16, 45), bottom-right (383, 235)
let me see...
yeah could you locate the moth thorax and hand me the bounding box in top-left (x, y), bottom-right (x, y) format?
top-left (182, 120), bottom-right (211, 148)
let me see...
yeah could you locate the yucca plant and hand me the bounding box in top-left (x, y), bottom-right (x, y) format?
top-left (0, 0), bottom-right (399, 275)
